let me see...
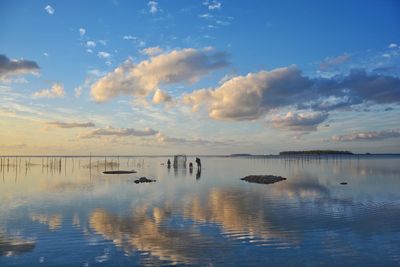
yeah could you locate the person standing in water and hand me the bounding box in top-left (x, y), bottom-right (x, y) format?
top-left (167, 159), bottom-right (171, 169)
top-left (189, 162), bottom-right (193, 173)
top-left (195, 157), bottom-right (201, 170)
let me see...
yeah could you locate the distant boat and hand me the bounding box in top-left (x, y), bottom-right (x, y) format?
top-left (103, 170), bottom-right (137, 174)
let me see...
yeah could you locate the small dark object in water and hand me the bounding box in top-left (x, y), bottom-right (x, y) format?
top-left (340, 182), bottom-right (348, 185)
top-left (134, 177), bottom-right (156, 184)
top-left (241, 175), bottom-right (286, 184)
top-left (103, 170), bottom-right (137, 174)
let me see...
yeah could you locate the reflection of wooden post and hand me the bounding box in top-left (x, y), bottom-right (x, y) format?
top-left (105, 157), bottom-right (107, 172)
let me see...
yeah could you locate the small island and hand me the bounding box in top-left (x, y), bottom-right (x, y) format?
top-left (279, 150), bottom-right (353, 156)
top-left (241, 175), bottom-right (287, 184)
top-left (103, 170), bottom-right (137, 174)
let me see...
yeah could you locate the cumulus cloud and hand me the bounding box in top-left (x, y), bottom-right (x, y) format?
top-left (45, 121), bottom-right (95, 128)
top-left (336, 69), bottom-right (400, 104)
top-left (79, 28), bottom-right (86, 36)
top-left (183, 66), bottom-right (312, 120)
top-left (86, 41), bottom-right (96, 48)
top-left (320, 54), bottom-right (351, 70)
top-left (0, 54), bottom-right (40, 80)
top-left (330, 129), bottom-right (400, 142)
top-left (271, 111), bottom-right (328, 132)
top-left (78, 126), bottom-right (158, 139)
top-left (98, 52), bottom-right (111, 59)
top-left (152, 89), bottom-right (172, 104)
top-left (140, 46), bottom-right (163, 56)
top-left (44, 5), bottom-right (55, 15)
top-left (388, 43), bottom-right (398, 49)
top-left (184, 65), bottom-right (400, 121)
top-left (90, 48), bottom-right (229, 102)
top-left (203, 0), bottom-right (222, 10)
top-left (148, 1), bottom-right (159, 14)
top-left (33, 83), bottom-right (65, 98)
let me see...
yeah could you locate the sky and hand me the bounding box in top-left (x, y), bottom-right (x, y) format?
top-left (0, 0), bottom-right (399, 155)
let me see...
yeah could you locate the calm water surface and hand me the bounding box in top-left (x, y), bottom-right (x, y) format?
top-left (1, 156), bottom-right (400, 266)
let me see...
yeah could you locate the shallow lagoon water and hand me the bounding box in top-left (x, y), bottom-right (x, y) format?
top-left (1, 155), bottom-right (400, 266)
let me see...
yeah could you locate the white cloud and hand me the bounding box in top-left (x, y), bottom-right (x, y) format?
top-left (0, 54), bottom-right (40, 80)
top-left (33, 83), bottom-right (65, 98)
top-left (184, 66), bottom-right (400, 121)
top-left (123, 35), bottom-right (136, 40)
top-left (86, 41), bottom-right (96, 48)
top-left (44, 5), bottom-right (55, 15)
top-left (388, 43), bottom-right (398, 49)
top-left (203, 0), bottom-right (222, 10)
top-left (98, 40), bottom-right (107, 46)
top-left (86, 49), bottom-right (93, 54)
top-left (97, 52), bottom-right (111, 59)
top-left (271, 111), bottom-right (328, 132)
top-left (90, 48), bottom-right (229, 102)
top-left (79, 28), bottom-right (86, 36)
top-left (320, 54), bottom-right (351, 70)
top-left (183, 66), bottom-right (311, 120)
top-left (140, 46), bottom-right (163, 56)
top-left (330, 129), bottom-right (400, 142)
top-left (138, 40), bottom-right (146, 47)
top-left (199, 13), bottom-right (214, 19)
top-left (78, 126), bottom-right (158, 138)
top-left (152, 89), bottom-right (172, 104)
top-left (43, 52), bottom-right (49, 57)
top-left (148, 1), bottom-right (158, 14)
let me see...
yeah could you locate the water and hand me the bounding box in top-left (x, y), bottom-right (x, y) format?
top-left (0, 155), bottom-right (400, 266)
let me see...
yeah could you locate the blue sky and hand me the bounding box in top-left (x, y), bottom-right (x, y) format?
top-left (0, 0), bottom-right (399, 155)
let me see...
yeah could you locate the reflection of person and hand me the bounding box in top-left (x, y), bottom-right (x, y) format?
top-left (196, 168), bottom-right (201, 180)
top-left (189, 162), bottom-right (193, 173)
top-left (195, 157), bottom-right (201, 170)
top-left (167, 159), bottom-right (171, 169)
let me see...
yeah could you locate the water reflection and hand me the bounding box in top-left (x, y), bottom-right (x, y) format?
top-left (0, 156), bottom-right (399, 266)
top-left (0, 234), bottom-right (35, 257)
top-left (89, 207), bottom-right (222, 265)
top-left (30, 214), bottom-right (63, 230)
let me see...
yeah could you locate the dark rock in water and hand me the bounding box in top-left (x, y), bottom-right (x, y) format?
top-left (103, 170), bottom-right (137, 174)
top-left (340, 182), bottom-right (348, 185)
top-left (241, 175), bottom-right (286, 184)
top-left (134, 177), bottom-right (156, 184)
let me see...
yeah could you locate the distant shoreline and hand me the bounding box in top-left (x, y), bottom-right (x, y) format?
top-left (0, 153), bottom-right (400, 158)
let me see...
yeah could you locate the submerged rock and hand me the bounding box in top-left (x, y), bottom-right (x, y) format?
top-left (134, 177), bottom-right (156, 184)
top-left (340, 182), bottom-right (348, 185)
top-left (241, 175), bottom-right (286, 184)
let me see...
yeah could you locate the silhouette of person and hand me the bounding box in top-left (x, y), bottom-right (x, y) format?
top-left (195, 157), bottom-right (201, 170)
top-left (189, 162), bottom-right (193, 173)
top-left (167, 159), bottom-right (171, 169)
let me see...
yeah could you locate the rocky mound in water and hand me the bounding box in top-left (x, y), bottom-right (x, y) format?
top-left (134, 177), bottom-right (156, 184)
top-left (241, 175), bottom-right (286, 184)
